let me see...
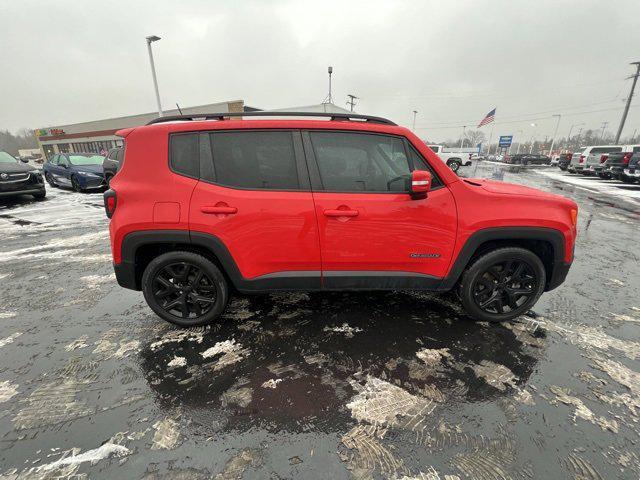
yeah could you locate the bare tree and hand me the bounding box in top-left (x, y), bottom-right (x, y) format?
top-left (463, 130), bottom-right (486, 147)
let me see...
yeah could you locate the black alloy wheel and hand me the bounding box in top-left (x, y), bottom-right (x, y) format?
top-left (71, 176), bottom-right (83, 192)
top-left (448, 160), bottom-right (461, 172)
top-left (459, 247), bottom-right (546, 322)
top-left (471, 259), bottom-right (537, 315)
top-left (152, 262), bottom-right (217, 319)
top-left (142, 251), bottom-right (229, 327)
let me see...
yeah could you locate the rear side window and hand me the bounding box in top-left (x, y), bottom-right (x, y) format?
top-left (309, 132), bottom-right (411, 192)
top-left (170, 134), bottom-right (199, 178)
top-left (206, 131), bottom-right (299, 190)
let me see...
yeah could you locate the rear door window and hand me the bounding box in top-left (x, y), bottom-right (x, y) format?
top-left (206, 131), bottom-right (299, 190)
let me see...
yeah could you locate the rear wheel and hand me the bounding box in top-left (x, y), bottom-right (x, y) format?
top-left (458, 247), bottom-right (545, 322)
top-left (142, 251), bottom-right (229, 327)
top-left (32, 191), bottom-right (46, 200)
top-left (447, 160), bottom-right (461, 172)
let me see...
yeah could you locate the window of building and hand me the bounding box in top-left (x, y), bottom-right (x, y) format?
top-left (205, 131), bottom-right (299, 190)
top-left (170, 133), bottom-right (200, 178)
top-left (309, 132), bottom-right (411, 192)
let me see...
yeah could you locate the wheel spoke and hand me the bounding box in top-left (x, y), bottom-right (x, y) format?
top-left (479, 292), bottom-right (500, 309)
top-left (190, 269), bottom-right (204, 288)
top-left (156, 276), bottom-right (177, 291)
top-left (179, 295), bottom-right (189, 318)
top-left (511, 262), bottom-right (525, 281)
top-left (191, 294), bottom-right (215, 304)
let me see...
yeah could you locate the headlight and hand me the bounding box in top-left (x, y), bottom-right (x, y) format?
top-left (78, 171), bottom-right (100, 177)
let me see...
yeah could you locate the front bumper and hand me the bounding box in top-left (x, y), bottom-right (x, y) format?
top-left (0, 186), bottom-right (45, 198)
top-left (77, 174), bottom-right (106, 190)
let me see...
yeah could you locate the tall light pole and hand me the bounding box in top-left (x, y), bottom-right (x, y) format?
top-left (529, 123), bottom-right (537, 154)
top-left (548, 114), bottom-right (561, 157)
top-left (412, 110), bottom-right (418, 131)
top-left (515, 129), bottom-right (524, 154)
top-left (567, 122), bottom-right (585, 151)
top-left (146, 35), bottom-right (163, 117)
top-left (615, 61), bottom-right (640, 144)
top-left (460, 126), bottom-right (466, 148)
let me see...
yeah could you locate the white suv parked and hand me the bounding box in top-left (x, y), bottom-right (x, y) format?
top-left (569, 145), bottom-right (623, 175)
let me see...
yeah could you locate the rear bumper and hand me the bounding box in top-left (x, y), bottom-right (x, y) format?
top-left (546, 261), bottom-right (572, 292)
top-left (114, 261), bottom-right (138, 290)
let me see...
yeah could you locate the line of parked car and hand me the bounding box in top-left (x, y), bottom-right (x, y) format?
top-left (0, 147), bottom-right (124, 200)
top-left (558, 144), bottom-right (640, 183)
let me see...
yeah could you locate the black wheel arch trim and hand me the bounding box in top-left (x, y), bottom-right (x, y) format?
top-left (437, 226), bottom-right (569, 292)
top-left (115, 227), bottom-right (570, 293)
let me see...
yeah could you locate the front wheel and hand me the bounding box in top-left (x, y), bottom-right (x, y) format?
top-left (45, 172), bottom-right (56, 187)
top-left (447, 160), bottom-right (461, 172)
top-left (71, 176), bottom-right (83, 192)
top-left (32, 190), bottom-right (46, 200)
top-left (142, 251), bottom-right (229, 327)
top-left (458, 247), bottom-right (546, 322)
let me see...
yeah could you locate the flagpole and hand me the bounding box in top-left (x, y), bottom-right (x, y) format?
top-left (487, 125), bottom-right (494, 155)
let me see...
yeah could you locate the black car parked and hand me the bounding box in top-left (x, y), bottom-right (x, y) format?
top-left (102, 147), bottom-right (123, 187)
top-left (623, 153), bottom-right (640, 183)
top-left (0, 151), bottom-right (46, 199)
top-left (602, 147), bottom-right (640, 182)
top-left (506, 154), bottom-right (551, 165)
top-left (558, 153), bottom-right (573, 171)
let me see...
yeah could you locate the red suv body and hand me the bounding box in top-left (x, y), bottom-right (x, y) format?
top-left (105, 112), bottom-right (577, 327)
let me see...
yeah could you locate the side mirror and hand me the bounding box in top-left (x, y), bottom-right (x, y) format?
top-left (410, 170), bottom-right (432, 199)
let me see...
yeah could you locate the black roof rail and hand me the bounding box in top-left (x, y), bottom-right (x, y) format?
top-left (145, 111), bottom-right (397, 126)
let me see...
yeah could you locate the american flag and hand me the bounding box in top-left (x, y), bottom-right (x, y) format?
top-left (477, 108), bottom-right (496, 128)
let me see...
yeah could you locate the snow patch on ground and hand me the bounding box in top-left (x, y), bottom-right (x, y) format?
top-left (550, 385), bottom-right (618, 433)
top-left (470, 360), bottom-right (517, 391)
top-left (0, 332), bottom-right (22, 349)
top-left (416, 348), bottom-right (452, 365)
top-left (152, 418), bottom-right (181, 450)
top-left (347, 376), bottom-right (436, 427)
top-left (262, 378), bottom-right (283, 389)
top-left (150, 328), bottom-right (206, 351)
top-left (0, 381), bottom-right (19, 403)
top-left (38, 442), bottom-right (130, 471)
top-left (65, 335), bottom-right (89, 351)
top-left (201, 339), bottom-right (249, 370)
top-left (168, 356), bottom-right (187, 368)
top-left (323, 323), bottom-right (363, 338)
top-left (0, 310), bottom-right (17, 319)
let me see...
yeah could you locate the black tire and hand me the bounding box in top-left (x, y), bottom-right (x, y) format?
top-left (458, 247), bottom-right (546, 323)
top-left (142, 251), bottom-right (229, 327)
top-left (621, 176), bottom-right (636, 184)
top-left (105, 174), bottom-right (112, 188)
top-left (448, 160), bottom-right (461, 172)
top-left (71, 176), bottom-right (83, 193)
top-left (45, 172), bottom-right (57, 187)
top-left (32, 190), bottom-right (46, 200)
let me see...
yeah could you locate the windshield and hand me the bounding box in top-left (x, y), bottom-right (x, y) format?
top-left (0, 151), bottom-right (18, 163)
top-left (68, 154), bottom-right (104, 165)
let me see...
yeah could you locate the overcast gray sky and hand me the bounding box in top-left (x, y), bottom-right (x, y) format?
top-left (2, 0), bottom-right (640, 143)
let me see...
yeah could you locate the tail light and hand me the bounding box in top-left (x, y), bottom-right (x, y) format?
top-left (600, 154), bottom-right (608, 164)
top-left (104, 189), bottom-right (117, 218)
top-left (568, 153), bottom-right (573, 160)
top-left (570, 208), bottom-right (578, 227)
top-left (623, 152), bottom-right (632, 166)
top-left (579, 155), bottom-right (585, 163)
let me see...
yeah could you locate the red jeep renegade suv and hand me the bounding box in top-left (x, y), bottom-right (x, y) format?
top-left (104, 112), bottom-right (577, 327)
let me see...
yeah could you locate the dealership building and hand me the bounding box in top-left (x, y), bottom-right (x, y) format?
top-left (35, 100), bottom-right (350, 159)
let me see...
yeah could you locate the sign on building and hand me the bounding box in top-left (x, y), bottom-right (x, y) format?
top-left (498, 135), bottom-right (513, 148)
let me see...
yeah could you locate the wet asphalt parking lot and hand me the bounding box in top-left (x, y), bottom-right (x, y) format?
top-left (0, 163), bottom-right (639, 479)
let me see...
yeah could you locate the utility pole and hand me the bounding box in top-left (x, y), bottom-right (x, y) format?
top-left (600, 121), bottom-right (609, 142)
top-left (515, 129), bottom-right (524, 154)
top-left (529, 123), bottom-right (537, 154)
top-left (615, 61), bottom-right (640, 144)
top-left (412, 110), bottom-right (418, 131)
top-left (460, 126), bottom-right (466, 148)
top-left (548, 114), bottom-right (561, 157)
top-left (146, 35), bottom-right (163, 117)
top-left (346, 94), bottom-right (358, 112)
top-left (631, 128), bottom-right (638, 143)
